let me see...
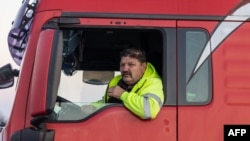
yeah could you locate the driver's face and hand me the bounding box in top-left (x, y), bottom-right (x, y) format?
top-left (120, 56), bottom-right (146, 85)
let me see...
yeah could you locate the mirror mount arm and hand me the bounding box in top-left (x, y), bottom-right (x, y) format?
top-left (12, 69), bottom-right (20, 77)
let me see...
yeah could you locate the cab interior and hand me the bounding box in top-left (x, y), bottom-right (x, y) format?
top-left (62, 28), bottom-right (164, 79)
top-left (57, 27), bottom-right (164, 108)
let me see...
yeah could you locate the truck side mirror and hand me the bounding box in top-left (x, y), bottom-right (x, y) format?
top-left (0, 64), bottom-right (19, 89)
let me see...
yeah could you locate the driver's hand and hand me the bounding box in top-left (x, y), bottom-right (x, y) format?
top-left (107, 85), bottom-right (125, 99)
top-left (81, 105), bottom-right (96, 115)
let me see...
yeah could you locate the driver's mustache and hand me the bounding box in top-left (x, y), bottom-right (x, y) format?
top-left (122, 71), bottom-right (131, 77)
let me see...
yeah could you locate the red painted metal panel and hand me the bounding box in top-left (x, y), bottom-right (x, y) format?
top-left (178, 21), bottom-right (250, 141)
top-left (47, 107), bottom-right (176, 141)
top-left (37, 0), bottom-right (241, 16)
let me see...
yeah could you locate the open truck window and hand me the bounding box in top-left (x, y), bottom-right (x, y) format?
top-left (53, 28), bottom-right (164, 120)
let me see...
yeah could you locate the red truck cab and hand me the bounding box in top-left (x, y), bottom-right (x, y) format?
top-left (1, 0), bottom-right (250, 141)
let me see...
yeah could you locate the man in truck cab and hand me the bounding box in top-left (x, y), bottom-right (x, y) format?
top-left (82, 48), bottom-right (164, 119)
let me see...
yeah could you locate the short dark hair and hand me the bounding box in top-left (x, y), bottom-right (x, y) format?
top-left (120, 48), bottom-right (146, 63)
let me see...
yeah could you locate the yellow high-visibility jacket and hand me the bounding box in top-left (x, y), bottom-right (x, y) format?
top-left (105, 62), bottom-right (164, 119)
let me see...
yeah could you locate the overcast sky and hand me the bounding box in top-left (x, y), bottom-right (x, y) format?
top-left (0, 0), bottom-right (21, 122)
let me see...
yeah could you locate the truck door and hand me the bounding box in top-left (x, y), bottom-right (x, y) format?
top-left (177, 19), bottom-right (250, 140)
top-left (29, 18), bottom-right (178, 141)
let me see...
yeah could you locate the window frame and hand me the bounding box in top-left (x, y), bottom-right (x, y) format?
top-left (177, 28), bottom-right (212, 106)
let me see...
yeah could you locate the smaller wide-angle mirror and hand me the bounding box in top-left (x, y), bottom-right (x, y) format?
top-left (83, 71), bottom-right (114, 85)
top-left (0, 64), bottom-right (19, 89)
